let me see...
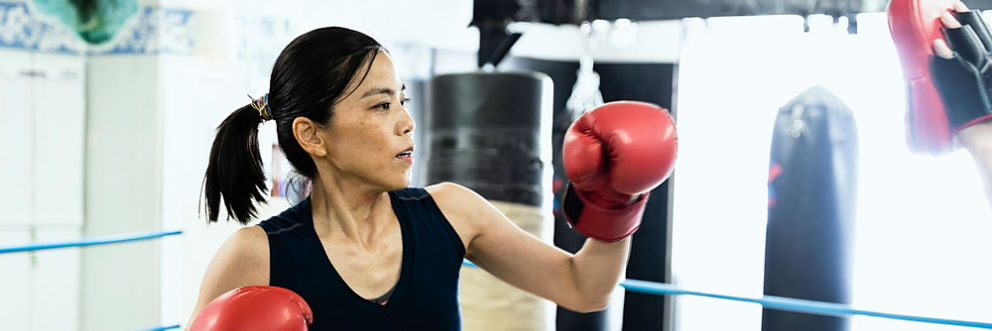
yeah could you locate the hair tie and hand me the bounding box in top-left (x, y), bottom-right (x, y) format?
top-left (248, 93), bottom-right (273, 121)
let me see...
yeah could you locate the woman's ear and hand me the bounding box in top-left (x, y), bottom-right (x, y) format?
top-left (293, 117), bottom-right (328, 157)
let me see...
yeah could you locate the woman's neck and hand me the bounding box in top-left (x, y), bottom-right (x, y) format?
top-left (308, 174), bottom-right (392, 247)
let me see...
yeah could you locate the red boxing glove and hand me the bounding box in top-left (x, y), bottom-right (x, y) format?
top-left (887, 0), bottom-right (992, 154)
top-left (888, 0), bottom-right (955, 154)
top-left (190, 286), bottom-right (313, 331)
top-left (561, 101), bottom-right (678, 242)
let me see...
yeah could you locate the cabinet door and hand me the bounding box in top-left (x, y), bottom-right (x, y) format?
top-left (32, 53), bottom-right (85, 226)
top-left (31, 227), bottom-right (82, 331)
top-left (0, 230), bottom-right (32, 330)
top-left (0, 50), bottom-right (35, 227)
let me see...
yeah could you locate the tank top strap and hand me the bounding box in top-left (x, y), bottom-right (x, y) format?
top-left (389, 187), bottom-right (466, 260)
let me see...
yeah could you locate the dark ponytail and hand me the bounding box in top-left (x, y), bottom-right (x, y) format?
top-left (202, 27), bottom-right (383, 224)
top-left (203, 105), bottom-right (268, 224)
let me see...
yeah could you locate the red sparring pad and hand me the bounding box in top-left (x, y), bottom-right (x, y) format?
top-left (888, 0), bottom-right (956, 154)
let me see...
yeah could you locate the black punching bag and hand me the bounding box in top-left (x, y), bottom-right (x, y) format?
top-left (763, 85), bottom-right (858, 331)
top-left (425, 72), bottom-right (552, 205)
top-left (425, 71), bottom-right (555, 331)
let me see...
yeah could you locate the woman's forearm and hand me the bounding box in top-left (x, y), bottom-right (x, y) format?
top-left (568, 237), bottom-right (632, 310)
top-left (959, 122), bottom-right (992, 208)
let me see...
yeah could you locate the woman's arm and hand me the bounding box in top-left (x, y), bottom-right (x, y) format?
top-left (186, 226), bottom-right (270, 326)
top-left (428, 182), bottom-right (629, 313)
top-left (960, 121), bottom-right (992, 208)
top-left (428, 102), bottom-right (674, 313)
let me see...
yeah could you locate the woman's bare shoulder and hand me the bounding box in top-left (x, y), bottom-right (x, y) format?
top-left (189, 225), bottom-right (269, 321)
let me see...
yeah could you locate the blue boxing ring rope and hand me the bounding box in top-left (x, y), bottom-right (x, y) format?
top-left (460, 260), bottom-right (992, 329)
top-left (2, 231), bottom-right (990, 330)
top-left (0, 230), bottom-right (183, 254)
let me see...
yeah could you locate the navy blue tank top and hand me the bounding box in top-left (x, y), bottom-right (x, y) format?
top-left (257, 188), bottom-right (466, 330)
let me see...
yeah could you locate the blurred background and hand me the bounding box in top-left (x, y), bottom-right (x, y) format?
top-left (2, 0), bottom-right (992, 330)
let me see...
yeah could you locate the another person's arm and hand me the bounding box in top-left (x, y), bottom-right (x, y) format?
top-left (933, 1), bottom-right (992, 208)
top-left (959, 122), bottom-right (992, 207)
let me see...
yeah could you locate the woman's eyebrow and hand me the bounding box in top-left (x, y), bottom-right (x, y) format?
top-left (361, 84), bottom-right (406, 99)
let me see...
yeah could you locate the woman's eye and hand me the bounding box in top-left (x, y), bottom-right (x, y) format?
top-left (401, 98), bottom-right (411, 106)
top-left (377, 102), bottom-right (391, 110)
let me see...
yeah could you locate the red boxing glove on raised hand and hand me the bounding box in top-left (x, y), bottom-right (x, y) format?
top-left (888, 0), bottom-right (992, 154)
top-left (190, 286), bottom-right (313, 331)
top-left (561, 101), bottom-right (678, 243)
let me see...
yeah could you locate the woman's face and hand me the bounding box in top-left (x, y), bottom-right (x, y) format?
top-left (315, 51), bottom-right (415, 191)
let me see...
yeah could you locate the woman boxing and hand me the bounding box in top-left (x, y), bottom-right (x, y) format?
top-left (187, 27), bottom-right (676, 330)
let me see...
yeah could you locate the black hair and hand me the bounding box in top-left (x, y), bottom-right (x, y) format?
top-left (203, 27), bottom-right (383, 224)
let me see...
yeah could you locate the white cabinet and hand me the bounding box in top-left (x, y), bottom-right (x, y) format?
top-left (32, 53), bottom-right (85, 226)
top-left (0, 49), bottom-right (35, 226)
top-left (0, 230), bottom-right (31, 331)
top-left (30, 228), bottom-right (82, 331)
top-left (0, 228), bottom-right (82, 331)
top-left (0, 49), bottom-right (84, 331)
top-left (0, 50), bottom-right (85, 227)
